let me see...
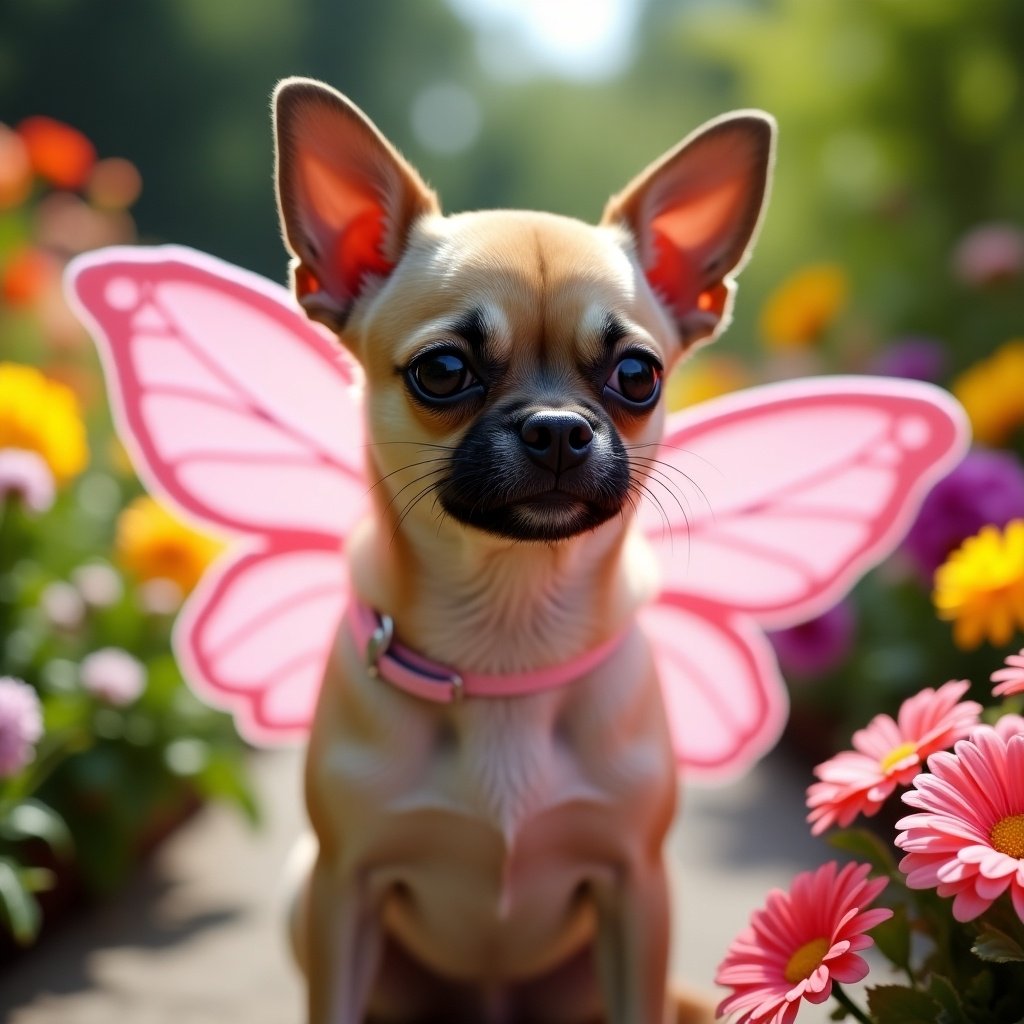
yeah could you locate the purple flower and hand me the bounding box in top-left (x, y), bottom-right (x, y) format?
top-left (902, 448), bottom-right (1024, 577)
top-left (769, 600), bottom-right (856, 679)
top-left (79, 648), bottom-right (146, 705)
top-left (869, 336), bottom-right (948, 383)
top-left (0, 677), bottom-right (43, 778)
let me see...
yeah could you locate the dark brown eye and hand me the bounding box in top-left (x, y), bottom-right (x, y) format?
top-left (607, 355), bottom-right (661, 406)
top-left (411, 351), bottom-right (473, 399)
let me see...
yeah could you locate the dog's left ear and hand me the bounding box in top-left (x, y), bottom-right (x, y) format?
top-left (602, 111), bottom-right (776, 348)
top-left (273, 77), bottom-right (440, 331)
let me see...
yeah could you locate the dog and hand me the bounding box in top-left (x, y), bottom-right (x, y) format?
top-left (273, 76), bottom-right (774, 1024)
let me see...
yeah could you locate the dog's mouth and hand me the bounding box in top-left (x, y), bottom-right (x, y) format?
top-left (441, 480), bottom-right (627, 542)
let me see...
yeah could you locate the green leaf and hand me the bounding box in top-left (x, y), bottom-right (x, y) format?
top-left (0, 799), bottom-right (74, 857)
top-left (927, 974), bottom-right (971, 1024)
top-left (971, 924), bottom-right (1024, 963)
top-left (868, 984), bottom-right (940, 1023)
top-left (0, 857), bottom-right (41, 946)
top-left (827, 827), bottom-right (899, 877)
top-left (872, 901), bottom-right (912, 972)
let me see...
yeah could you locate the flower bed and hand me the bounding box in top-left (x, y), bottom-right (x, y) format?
top-left (0, 118), bottom-right (252, 952)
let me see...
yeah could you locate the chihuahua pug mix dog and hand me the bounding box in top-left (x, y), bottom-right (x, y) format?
top-left (273, 77), bottom-right (774, 1024)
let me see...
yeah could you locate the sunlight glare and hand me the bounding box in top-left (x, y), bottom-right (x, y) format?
top-left (447, 0), bottom-right (638, 81)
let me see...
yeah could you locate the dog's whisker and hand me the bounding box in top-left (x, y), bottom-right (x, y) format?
top-left (390, 479), bottom-right (444, 546)
top-left (365, 457), bottom-right (450, 496)
top-left (627, 455), bottom-right (712, 519)
top-left (363, 440), bottom-right (458, 451)
top-left (628, 459), bottom-right (692, 524)
top-left (381, 468), bottom-right (447, 519)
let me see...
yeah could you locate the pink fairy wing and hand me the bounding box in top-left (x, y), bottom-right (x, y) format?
top-left (638, 377), bottom-right (967, 780)
top-left (640, 596), bottom-right (788, 782)
top-left (176, 537), bottom-right (348, 745)
top-left (64, 245), bottom-right (364, 743)
top-left (639, 377), bottom-right (968, 628)
top-left (65, 245), bottom-right (366, 540)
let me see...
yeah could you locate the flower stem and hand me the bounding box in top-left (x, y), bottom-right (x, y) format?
top-left (832, 983), bottom-right (872, 1024)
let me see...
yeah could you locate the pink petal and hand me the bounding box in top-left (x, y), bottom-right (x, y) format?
top-left (952, 887), bottom-right (993, 922)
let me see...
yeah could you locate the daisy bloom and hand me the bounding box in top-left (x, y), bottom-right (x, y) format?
top-left (806, 680), bottom-right (980, 835)
top-left (716, 861), bottom-right (891, 1024)
top-left (972, 714), bottom-right (1024, 743)
top-left (933, 519), bottom-right (1024, 649)
top-left (992, 648), bottom-right (1024, 697)
top-left (896, 729), bottom-right (1024, 922)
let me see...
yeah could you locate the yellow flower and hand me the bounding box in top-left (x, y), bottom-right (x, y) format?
top-left (952, 339), bottom-right (1024, 446)
top-left (933, 520), bottom-right (1024, 650)
top-left (666, 355), bottom-right (749, 412)
top-left (0, 362), bottom-right (88, 483)
top-left (760, 264), bottom-right (849, 351)
top-left (116, 496), bottom-right (222, 594)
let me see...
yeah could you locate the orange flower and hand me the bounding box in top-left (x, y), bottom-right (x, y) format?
top-left (17, 116), bottom-right (96, 190)
top-left (2, 247), bottom-right (58, 307)
top-left (116, 496), bottom-right (222, 595)
top-left (760, 264), bottom-right (849, 351)
top-left (952, 339), bottom-right (1024, 446)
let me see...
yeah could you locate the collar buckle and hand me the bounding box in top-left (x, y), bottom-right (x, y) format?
top-left (365, 613), bottom-right (395, 679)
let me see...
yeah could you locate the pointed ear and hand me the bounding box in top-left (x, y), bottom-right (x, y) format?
top-left (602, 111), bottom-right (775, 348)
top-left (273, 78), bottom-right (439, 330)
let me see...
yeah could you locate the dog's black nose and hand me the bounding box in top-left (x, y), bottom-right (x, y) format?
top-left (519, 410), bottom-right (594, 473)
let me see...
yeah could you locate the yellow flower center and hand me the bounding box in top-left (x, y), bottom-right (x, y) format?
top-left (991, 814), bottom-right (1024, 859)
top-left (784, 937), bottom-right (830, 984)
top-left (880, 741), bottom-right (918, 774)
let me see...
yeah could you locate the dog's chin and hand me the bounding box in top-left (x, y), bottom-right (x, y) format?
top-left (443, 490), bottom-right (622, 542)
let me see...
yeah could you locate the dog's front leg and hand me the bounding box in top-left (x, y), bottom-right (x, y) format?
top-left (592, 859), bottom-right (671, 1024)
top-left (305, 856), bottom-right (383, 1024)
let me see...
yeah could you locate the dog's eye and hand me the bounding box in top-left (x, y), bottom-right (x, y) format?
top-left (606, 354), bottom-right (661, 407)
top-left (409, 350), bottom-right (475, 400)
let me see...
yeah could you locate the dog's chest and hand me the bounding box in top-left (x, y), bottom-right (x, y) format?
top-left (442, 697), bottom-right (582, 841)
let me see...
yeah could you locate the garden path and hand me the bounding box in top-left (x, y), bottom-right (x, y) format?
top-left (1, 748), bottom-right (849, 1023)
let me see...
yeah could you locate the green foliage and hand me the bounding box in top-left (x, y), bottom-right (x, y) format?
top-left (0, 139), bottom-right (254, 949)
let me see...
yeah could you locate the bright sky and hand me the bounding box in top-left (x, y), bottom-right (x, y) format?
top-left (446, 0), bottom-right (640, 80)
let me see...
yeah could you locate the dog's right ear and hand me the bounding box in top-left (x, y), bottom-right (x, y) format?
top-left (273, 78), bottom-right (439, 330)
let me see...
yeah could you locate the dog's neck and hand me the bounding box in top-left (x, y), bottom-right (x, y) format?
top-left (347, 515), bottom-right (657, 676)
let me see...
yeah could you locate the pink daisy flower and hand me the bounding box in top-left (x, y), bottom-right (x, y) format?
top-left (79, 647), bottom-right (146, 705)
top-left (896, 729), bottom-right (1024, 922)
top-left (972, 713), bottom-right (1024, 743)
top-left (806, 680), bottom-right (981, 835)
top-left (716, 861), bottom-right (891, 1024)
top-left (992, 648), bottom-right (1024, 697)
top-left (0, 676), bottom-right (44, 778)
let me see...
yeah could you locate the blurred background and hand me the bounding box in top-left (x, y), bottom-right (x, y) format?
top-left (1, 0), bottom-right (1023, 1014)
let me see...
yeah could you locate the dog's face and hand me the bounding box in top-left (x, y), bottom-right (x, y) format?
top-left (274, 79), bottom-right (774, 546)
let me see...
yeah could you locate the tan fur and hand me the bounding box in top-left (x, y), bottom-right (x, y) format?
top-left (273, 77), bottom-right (774, 1024)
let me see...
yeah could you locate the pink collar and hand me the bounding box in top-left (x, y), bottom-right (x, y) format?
top-left (348, 598), bottom-right (628, 704)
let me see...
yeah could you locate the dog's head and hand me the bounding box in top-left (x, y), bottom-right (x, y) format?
top-left (273, 79), bottom-right (774, 547)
